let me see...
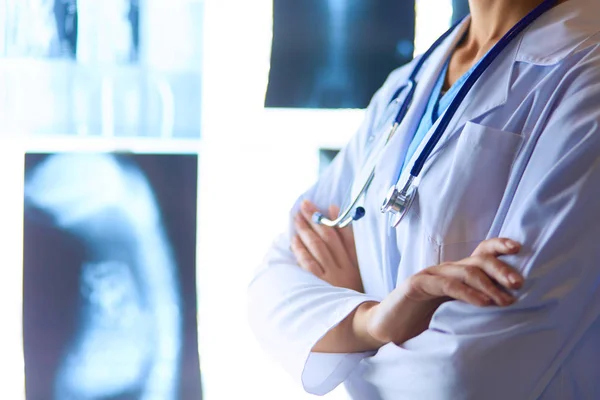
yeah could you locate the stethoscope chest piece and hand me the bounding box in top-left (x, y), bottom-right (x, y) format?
top-left (381, 176), bottom-right (418, 228)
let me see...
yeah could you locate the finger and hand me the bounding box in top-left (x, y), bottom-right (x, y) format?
top-left (328, 205), bottom-right (341, 224)
top-left (412, 274), bottom-right (492, 307)
top-left (291, 235), bottom-right (325, 276)
top-left (462, 255), bottom-right (524, 290)
top-left (331, 205), bottom-right (359, 268)
top-left (300, 201), bottom-right (353, 269)
top-left (428, 263), bottom-right (515, 306)
top-left (472, 237), bottom-right (521, 257)
top-left (294, 211), bottom-right (339, 271)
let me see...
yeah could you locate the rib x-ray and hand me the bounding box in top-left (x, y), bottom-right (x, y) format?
top-left (23, 153), bottom-right (202, 400)
top-left (266, 0), bottom-right (416, 109)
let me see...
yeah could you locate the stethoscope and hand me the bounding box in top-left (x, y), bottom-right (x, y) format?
top-left (313, 0), bottom-right (556, 229)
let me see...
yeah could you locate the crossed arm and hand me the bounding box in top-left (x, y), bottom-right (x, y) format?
top-left (290, 200), bottom-right (524, 353)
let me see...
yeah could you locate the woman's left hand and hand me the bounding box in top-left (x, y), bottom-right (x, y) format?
top-left (291, 200), bottom-right (364, 293)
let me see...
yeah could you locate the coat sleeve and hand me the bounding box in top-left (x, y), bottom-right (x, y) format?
top-left (247, 67), bottom-right (411, 396)
top-left (363, 57), bottom-right (600, 399)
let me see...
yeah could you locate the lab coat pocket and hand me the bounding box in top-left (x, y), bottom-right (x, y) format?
top-left (423, 121), bottom-right (523, 254)
top-left (458, 122), bottom-right (523, 157)
top-left (440, 240), bottom-right (481, 264)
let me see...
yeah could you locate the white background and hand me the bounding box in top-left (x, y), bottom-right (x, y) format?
top-left (0, 0), bottom-right (453, 398)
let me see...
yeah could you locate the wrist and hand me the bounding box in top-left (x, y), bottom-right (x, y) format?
top-left (352, 301), bottom-right (387, 350)
top-left (311, 300), bottom-right (386, 353)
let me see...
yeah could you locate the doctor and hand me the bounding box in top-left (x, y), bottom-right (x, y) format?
top-left (248, 0), bottom-right (600, 399)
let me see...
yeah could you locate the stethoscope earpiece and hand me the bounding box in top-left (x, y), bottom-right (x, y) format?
top-left (353, 207), bottom-right (366, 221)
top-left (311, 212), bottom-right (325, 225)
top-left (311, 206), bottom-right (366, 229)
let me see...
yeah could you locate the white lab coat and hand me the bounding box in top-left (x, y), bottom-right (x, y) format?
top-left (248, 0), bottom-right (600, 398)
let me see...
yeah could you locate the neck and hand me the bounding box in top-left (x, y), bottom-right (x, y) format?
top-left (444, 0), bottom-right (566, 90)
top-left (466, 0), bottom-right (561, 50)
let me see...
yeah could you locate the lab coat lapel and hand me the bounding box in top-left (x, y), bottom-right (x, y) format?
top-left (402, 30), bottom-right (517, 181)
top-left (432, 43), bottom-right (515, 156)
top-left (374, 20), bottom-right (470, 192)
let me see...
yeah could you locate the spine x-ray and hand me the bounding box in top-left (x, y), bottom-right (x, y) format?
top-left (266, 0), bottom-right (416, 109)
top-left (23, 153), bottom-right (202, 400)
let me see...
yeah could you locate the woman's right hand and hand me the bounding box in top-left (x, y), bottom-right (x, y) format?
top-left (366, 238), bottom-right (525, 345)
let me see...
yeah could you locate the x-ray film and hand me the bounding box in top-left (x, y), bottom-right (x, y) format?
top-left (0, 1), bottom-right (203, 138)
top-left (266, 0), bottom-right (416, 109)
top-left (23, 153), bottom-right (202, 400)
top-left (0, 0), bottom-right (140, 62)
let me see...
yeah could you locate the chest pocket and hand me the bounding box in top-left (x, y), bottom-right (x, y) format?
top-left (417, 121), bottom-right (523, 263)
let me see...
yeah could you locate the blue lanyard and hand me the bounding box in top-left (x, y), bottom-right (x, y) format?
top-left (389, 0), bottom-right (557, 181)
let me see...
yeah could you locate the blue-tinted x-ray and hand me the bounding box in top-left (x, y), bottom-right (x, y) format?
top-left (266, 0), bottom-right (416, 109)
top-left (23, 153), bottom-right (202, 400)
top-left (319, 148), bottom-right (340, 175)
top-left (2, 0), bottom-right (140, 61)
top-left (53, 0), bottom-right (78, 58)
top-left (452, 0), bottom-right (471, 24)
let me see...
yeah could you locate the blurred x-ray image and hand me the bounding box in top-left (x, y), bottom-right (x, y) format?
top-left (0, 0), bottom-right (140, 62)
top-left (265, 0), bottom-right (416, 109)
top-left (23, 153), bottom-right (202, 400)
top-left (452, 0), bottom-right (470, 24)
top-left (0, 1), bottom-right (203, 138)
top-left (319, 148), bottom-right (340, 174)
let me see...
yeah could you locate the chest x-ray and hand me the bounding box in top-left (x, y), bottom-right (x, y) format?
top-left (266, 0), bottom-right (472, 109)
top-left (0, 0), bottom-right (203, 138)
top-left (23, 153), bottom-right (202, 400)
top-left (0, 0), bottom-right (139, 62)
top-left (265, 0), bottom-right (416, 109)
